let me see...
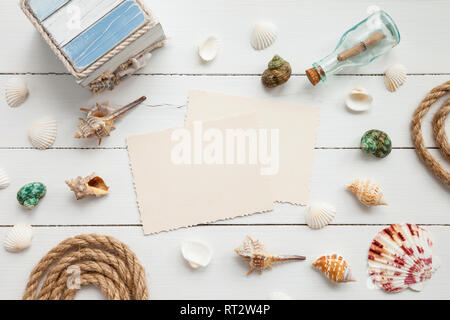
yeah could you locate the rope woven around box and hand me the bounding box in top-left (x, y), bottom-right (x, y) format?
top-left (411, 80), bottom-right (450, 186)
top-left (22, 234), bottom-right (148, 300)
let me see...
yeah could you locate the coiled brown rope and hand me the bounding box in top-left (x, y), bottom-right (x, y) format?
top-left (411, 80), bottom-right (450, 186)
top-left (23, 234), bottom-right (148, 300)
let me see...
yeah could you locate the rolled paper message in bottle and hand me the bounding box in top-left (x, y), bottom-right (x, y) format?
top-left (306, 10), bottom-right (400, 85)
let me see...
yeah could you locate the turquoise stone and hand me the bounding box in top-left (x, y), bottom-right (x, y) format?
top-left (17, 182), bottom-right (47, 210)
top-left (360, 129), bottom-right (392, 158)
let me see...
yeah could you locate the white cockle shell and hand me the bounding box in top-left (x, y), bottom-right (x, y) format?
top-left (0, 168), bottom-right (10, 189)
top-left (181, 240), bottom-right (212, 268)
top-left (305, 203), bottom-right (336, 229)
top-left (251, 22), bottom-right (277, 50)
top-left (28, 116), bottom-right (58, 150)
top-left (345, 87), bottom-right (373, 112)
top-left (4, 77), bottom-right (29, 107)
top-left (198, 36), bottom-right (220, 62)
top-left (4, 224), bottom-right (33, 253)
top-left (384, 64), bottom-right (407, 92)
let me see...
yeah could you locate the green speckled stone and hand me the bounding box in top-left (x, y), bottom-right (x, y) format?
top-left (17, 182), bottom-right (46, 210)
top-left (361, 129), bottom-right (392, 158)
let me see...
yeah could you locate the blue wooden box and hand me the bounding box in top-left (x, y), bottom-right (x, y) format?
top-left (21, 0), bottom-right (165, 93)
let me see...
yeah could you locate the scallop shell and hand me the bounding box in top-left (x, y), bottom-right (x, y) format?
top-left (384, 64), bottom-right (407, 92)
top-left (347, 178), bottom-right (387, 207)
top-left (28, 116), bottom-right (58, 150)
top-left (198, 36), bottom-right (220, 62)
top-left (313, 254), bottom-right (356, 283)
top-left (181, 240), bottom-right (212, 269)
top-left (368, 223), bottom-right (439, 293)
top-left (4, 77), bottom-right (29, 107)
top-left (4, 224), bottom-right (33, 252)
top-left (251, 22), bottom-right (277, 50)
top-left (305, 203), bottom-right (336, 229)
top-left (345, 87), bottom-right (373, 112)
top-left (0, 168), bottom-right (11, 189)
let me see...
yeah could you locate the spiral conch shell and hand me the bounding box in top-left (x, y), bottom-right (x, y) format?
top-left (235, 235), bottom-right (306, 275)
top-left (65, 173), bottom-right (109, 200)
top-left (75, 96), bottom-right (146, 145)
top-left (313, 254), bottom-right (356, 283)
top-left (262, 55), bottom-right (291, 88)
top-left (347, 178), bottom-right (387, 207)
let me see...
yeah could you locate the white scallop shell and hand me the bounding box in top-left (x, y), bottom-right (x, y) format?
top-left (4, 224), bottom-right (33, 253)
top-left (384, 64), bottom-right (407, 92)
top-left (28, 116), bottom-right (58, 150)
top-left (251, 22), bottom-right (277, 50)
top-left (198, 36), bottom-right (220, 62)
top-left (4, 77), bottom-right (29, 107)
top-left (345, 87), bottom-right (373, 112)
top-left (0, 168), bottom-right (10, 189)
top-left (269, 291), bottom-right (293, 300)
top-left (181, 240), bottom-right (212, 268)
top-left (305, 203), bottom-right (336, 229)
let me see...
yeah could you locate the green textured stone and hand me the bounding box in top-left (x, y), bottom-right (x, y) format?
top-left (360, 129), bottom-right (392, 158)
top-left (17, 182), bottom-right (46, 210)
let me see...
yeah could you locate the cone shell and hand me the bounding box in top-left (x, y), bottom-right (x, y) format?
top-left (251, 22), bottom-right (277, 50)
top-left (28, 116), bottom-right (58, 150)
top-left (181, 240), bottom-right (212, 268)
top-left (198, 36), bottom-right (220, 62)
top-left (0, 168), bottom-right (10, 189)
top-left (305, 203), bottom-right (336, 229)
top-left (313, 254), bottom-right (355, 283)
top-left (4, 224), bottom-right (33, 252)
top-left (368, 223), bottom-right (439, 293)
top-left (4, 77), bottom-right (29, 107)
top-left (384, 64), bottom-right (407, 92)
top-left (347, 178), bottom-right (387, 207)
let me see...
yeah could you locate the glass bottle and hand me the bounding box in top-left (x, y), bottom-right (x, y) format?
top-left (306, 10), bottom-right (400, 85)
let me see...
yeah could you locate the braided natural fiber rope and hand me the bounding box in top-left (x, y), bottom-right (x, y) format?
top-left (411, 80), bottom-right (450, 186)
top-left (23, 234), bottom-right (148, 300)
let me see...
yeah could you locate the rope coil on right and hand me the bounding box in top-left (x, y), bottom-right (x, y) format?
top-left (411, 80), bottom-right (450, 186)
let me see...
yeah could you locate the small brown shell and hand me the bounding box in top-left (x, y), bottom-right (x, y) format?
top-left (262, 55), bottom-right (292, 88)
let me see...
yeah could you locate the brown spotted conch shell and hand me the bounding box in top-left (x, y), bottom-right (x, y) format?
top-left (65, 173), bottom-right (109, 200)
top-left (347, 178), bottom-right (387, 207)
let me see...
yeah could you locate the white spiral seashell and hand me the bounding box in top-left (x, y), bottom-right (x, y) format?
top-left (345, 87), bottom-right (373, 112)
top-left (305, 203), bottom-right (336, 229)
top-left (28, 116), bottom-right (58, 150)
top-left (4, 77), bottom-right (29, 107)
top-left (4, 224), bottom-right (33, 253)
top-left (0, 168), bottom-right (10, 189)
top-left (251, 22), bottom-right (277, 50)
top-left (181, 240), bottom-right (212, 268)
top-left (384, 64), bottom-right (407, 92)
top-left (198, 36), bottom-right (220, 62)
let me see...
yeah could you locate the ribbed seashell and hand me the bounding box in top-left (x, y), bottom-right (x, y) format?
top-left (384, 64), bottom-right (407, 92)
top-left (75, 96), bottom-right (146, 145)
top-left (313, 254), bottom-right (356, 283)
top-left (4, 77), bottom-right (29, 107)
top-left (345, 87), bottom-right (373, 112)
top-left (0, 168), bottom-right (11, 189)
top-left (65, 173), bottom-right (109, 200)
top-left (347, 178), bottom-right (387, 207)
top-left (4, 224), bottom-right (33, 252)
top-left (198, 36), bottom-right (220, 62)
top-left (235, 235), bottom-right (306, 275)
top-left (368, 223), bottom-right (439, 293)
top-left (305, 203), bottom-right (336, 229)
top-left (251, 22), bottom-right (277, 50)
top-left (28, 116), bottom-right (58, 150)
top-left (181, 240), bottom-right (212, 269)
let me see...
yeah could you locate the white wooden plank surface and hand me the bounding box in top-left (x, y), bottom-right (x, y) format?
top-left (3, 0), bottom-right (450, 74)
top-left (0, 225), bottom-right (449, 300)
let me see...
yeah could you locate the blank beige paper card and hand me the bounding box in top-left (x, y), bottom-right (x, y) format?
top-left (186, 91), bottom-right (320, 205)
top-left (127, 113), bottom-right (274, 235)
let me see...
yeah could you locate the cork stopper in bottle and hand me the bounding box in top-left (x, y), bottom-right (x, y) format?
top-left (306, 67), bottom-right (321, 86)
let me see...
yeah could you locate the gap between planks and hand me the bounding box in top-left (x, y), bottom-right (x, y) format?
top-left (0, 224), bottom-right (450, 228)
top-left (0, 72), bottom-right (450, 76)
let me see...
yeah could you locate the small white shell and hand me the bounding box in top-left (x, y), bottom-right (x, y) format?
top-left (181, 240), bottom-right (212, 268)
top-left (269, 291), bottom-right (293, 300)
top-left (4, 77), bottom-right (29, 107)
top-left (198, 36), bottom-right (220, 62)
top-left (251, 22), bottom-right (277, 50)
top-left (305, 203), bottom-right (336, 229)
top-left (345, 87), bottom-right (373, 112)
top-left (28, 116), bottom-right (58, 150)
top-left (384, 64), bottom-right (407, 92)
top-left (0, 168), bottom-right (10, 189)
top-left (4, 224), bottom-right (33, 252)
